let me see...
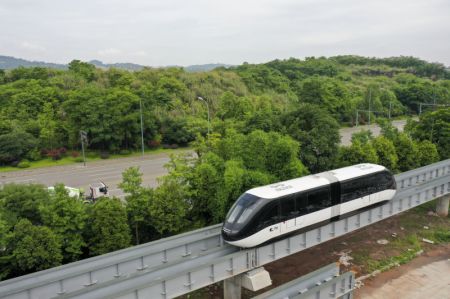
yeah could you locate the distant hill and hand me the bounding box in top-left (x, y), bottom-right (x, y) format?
top-left (0, 55), bottom-right (232, 72)
top-left (184, 63), bottom-right (232, 72)
top-left (0, 55), bottom-right (67, 70)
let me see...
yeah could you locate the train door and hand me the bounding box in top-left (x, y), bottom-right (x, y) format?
top-left (280, 196), bottom-right (296, 234)
top-left (330, 181), bottom-right (341, 220)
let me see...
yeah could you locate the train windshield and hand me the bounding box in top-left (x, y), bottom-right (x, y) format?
top-left (226, 193), bottom-right (259, 226)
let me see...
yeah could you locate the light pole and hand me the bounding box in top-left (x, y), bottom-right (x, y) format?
top-left (197, 96), bottom-right (210, 135)
top-left (139, 98), bottom-right (145, 158)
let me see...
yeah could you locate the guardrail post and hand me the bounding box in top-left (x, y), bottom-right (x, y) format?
top-left (436, 195), bottom-right (449, 217)
top-left (224, 275), bottom-right (242, 299)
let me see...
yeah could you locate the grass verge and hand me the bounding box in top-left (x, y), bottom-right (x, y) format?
top-left (0, 147), bottom-right (192, 173)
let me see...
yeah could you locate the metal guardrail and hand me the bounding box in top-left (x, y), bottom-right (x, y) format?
top-left (252, 263), bottom-right (354, 299)
top-left (0, 159), bottom-right (449, 299)
top-left (0, 223), bottom-right (223, 299)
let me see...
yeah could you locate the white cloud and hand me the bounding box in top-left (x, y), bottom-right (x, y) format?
top-left (97, 48), bottom-right (122, 56)
top-left (20, 41), bottom-right (46, 52)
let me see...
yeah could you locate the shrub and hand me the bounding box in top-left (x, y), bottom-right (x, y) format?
top-left (58, 147), bottom-right (67, 155)
top-left (47, 149), bottom-right (62, 160)
top-left (74, 157), bottom-right (84, 163)
top-left (119, 149), bottom-right (131, 155)
top-left (71, 151), bottom-right (80, 158)
top-left (26, 148), bottom-right (42, 161)
top-left (148, 139), bottom-right (161, 149)
top-left (10, 160), bottom-right (20, 167)
top-left (17, 160), bottom-right (31, 168)
top-left (162, 144), bottom-right (170, 149)
top-left (170, 144), bottom-right (179, 149)
top-left (100, 151), bottom-right (110, 159)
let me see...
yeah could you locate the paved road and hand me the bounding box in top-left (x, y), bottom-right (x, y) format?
top-left (0, 119), bottom-right (409, 198)
top-left (339, 119), bottom-right (407, 145)
top-left (0, 153), bottom-right (172, 199)
top-left (359, 259), bottom-right (450, 299)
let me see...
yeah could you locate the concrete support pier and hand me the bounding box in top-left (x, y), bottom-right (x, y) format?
top-left (436, 195), bottom-right (449, 217)
top-left (224, 275), bottom-right (242, 299)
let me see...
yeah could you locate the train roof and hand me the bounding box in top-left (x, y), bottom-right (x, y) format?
top-left (247, 163), bottom-right (386, 199)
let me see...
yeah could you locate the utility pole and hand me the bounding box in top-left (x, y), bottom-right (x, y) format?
top-left (389, 101), bottom-right (392, 120)
top-left (197, 96), bottom-right (210, 135)
top-left (80, 131), bottom-right (87, 167)
top-left (139, 98), bottom-right (145, 158)
top-left (368, 88), bottom-right (372, 126)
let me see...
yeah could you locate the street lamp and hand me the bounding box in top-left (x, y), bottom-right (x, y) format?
top-left (139, 98), bottom-right (145, 158)
top-left (197, 96), bottom-right (210, 135)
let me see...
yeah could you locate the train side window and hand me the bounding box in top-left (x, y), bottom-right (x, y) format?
top-left (376, 171), bottom-right (393, 192)
top-left (341, 176), bottom-right (367, 202)
top-left (295, 192), bottom-right (308, 216)
top-left (257, 200), bottom-right (280, 230)
top-left (307, 186), bottom-right (331, 211)
top-left (280, 195), bottom-right (297, 220)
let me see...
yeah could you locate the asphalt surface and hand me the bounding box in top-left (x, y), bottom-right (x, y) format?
top-left (0, 119), bottom-right (408, 199)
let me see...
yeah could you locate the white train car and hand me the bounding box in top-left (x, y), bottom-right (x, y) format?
top-left (222, 164), bottom-right (397, 248)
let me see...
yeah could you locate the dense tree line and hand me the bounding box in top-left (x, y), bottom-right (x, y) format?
top-left (0, 56), bottom-right (449, 166)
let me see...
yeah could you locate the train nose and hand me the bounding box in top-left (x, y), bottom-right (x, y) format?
top-left (221, 225), bottom-right (239, 241)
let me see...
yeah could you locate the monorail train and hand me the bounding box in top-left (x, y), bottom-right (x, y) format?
top-left (222, 164), bottom-right (397, 248)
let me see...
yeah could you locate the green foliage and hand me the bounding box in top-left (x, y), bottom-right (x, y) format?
top-left (0, 130), bottom-right (37, 165)
top-left (0, 184), bottom-right (49, 226)
top-left (17, 160), bottom-right (30, 168)
top-left (0, 56), bottom-right (448, 165)
top-left (68, 60), bottom-right (96, 81)
top-left (9, 219), bottom-right (62, 274)
top-left (407, 108), bottom-right (450, 159)
top-left (394, 133), bottom-right (419, 172)
top-left (416, 140), bottom-right (439, 167)
top-left (351, 129), bottom-right (373, 144)
top-left (282, 104), bottom-right (340, 173)
top-left (337, 141), bottom-right (379, 167)
top-left (151, 176), bottom-right (189, 235)
top-left (119, 166), bottom-right (144, 197)
top-left (39, 184), bottom-right (87, 262)
top-left (86, 198), bottom-right (131, 256)
top-left (371, 136), bottom-right (398, 170)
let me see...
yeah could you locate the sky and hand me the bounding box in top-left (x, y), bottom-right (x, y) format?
top-left (0, 0), bottom-right (449, 66)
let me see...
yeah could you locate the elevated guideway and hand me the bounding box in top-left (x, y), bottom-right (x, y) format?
top-left (0, 159), bottom-right (449, 299)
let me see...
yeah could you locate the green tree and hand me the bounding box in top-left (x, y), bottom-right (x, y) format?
top-left (351, 129), bottom-right (373, 144)
top-left (37, 102), bottom-right (58, 149)
top-left (337, 141), bottom-right (379, 167)
top-left (68, 60), bottom-right (96, 81)
top-left (119, 167), bottom-right (155, 244)
top-left (416, 140), bottom-right (439, 166)
top-left (152, 176), bottom-right (189, 235)
top-left (9, 219), bottom-right (62, 275)
top-left (39, 184), bottom-right (87, 262)
top-left (371, 136), bottom-right (398, 171)
top-left (86, 198), bottom-right (131, 256)
top-left (119, 167), bottom-right (144, 197)
top-left (0, 130), bottom-right (37, 165)
top-left (407, 108), bottom-right (449, 159)
top-left (282, 104), bottom-right (340, 173)
top-left (190, 160), bottom-right (222, 224)
top-left (0, 184), bottom-right (49, 226)
top-left (394, 133), bottom-right (419, 172)
top-left (218, 160), bottom-right (246, 213)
